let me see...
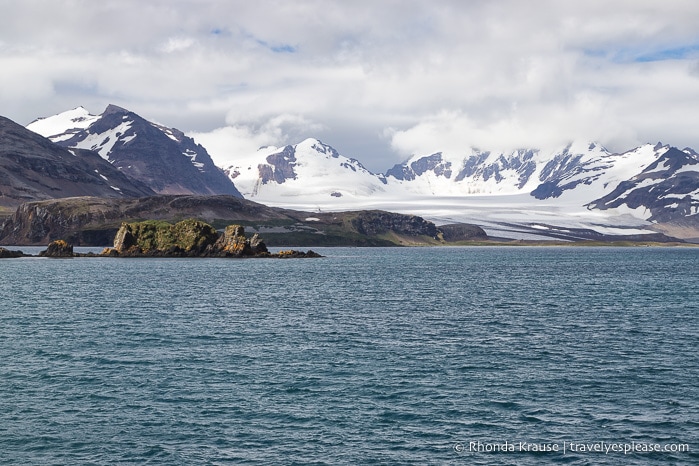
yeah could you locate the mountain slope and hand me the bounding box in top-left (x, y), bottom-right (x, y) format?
top-left (588, 147), bottom-right (699, 222)
top-left (0, 115), bottom-right (155, 209)
top-left (28, 105), bottom-right (242, 197)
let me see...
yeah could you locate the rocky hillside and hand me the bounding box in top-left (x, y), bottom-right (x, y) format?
top-left (0, 195), bottom-right (485, 246)
top-left (0, 115), bottom-right (155, 209)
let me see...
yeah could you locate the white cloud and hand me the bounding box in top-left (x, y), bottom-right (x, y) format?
top-left (160, 37), bottom-right (196, 53)
top-left (3, 0), bottom-right (699, 171)
top-left (189, 125), bottom-right (274, 167)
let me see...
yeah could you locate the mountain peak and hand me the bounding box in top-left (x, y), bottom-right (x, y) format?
top-left (102, 104), bottom-right (130, 116)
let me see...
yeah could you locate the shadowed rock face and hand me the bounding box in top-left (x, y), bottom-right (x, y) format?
top-left (0, 115), bottom-right (155, 208)
top-left (350, 210), bottom-right (440, 237)
top-left (0, 247), bottom-right (25, 258)
top-left (259, 145), bottom-right (298, 184)
top-left (38, 105), bottom-right (243, 197)
top-left (438, 223), bottom-right (489, 241)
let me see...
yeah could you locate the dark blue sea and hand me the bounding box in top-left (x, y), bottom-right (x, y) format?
top-left (0, 247), bottom-right (697, 465)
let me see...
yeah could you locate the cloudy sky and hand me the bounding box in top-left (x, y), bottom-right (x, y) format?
top-left (2, 0), bottom-right (699, 171)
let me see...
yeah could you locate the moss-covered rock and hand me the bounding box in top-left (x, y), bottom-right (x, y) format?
top-left (105, 219), bottom-right (303, 258)
top-left (39, 239), bottom-right (74, 258)
top-left (112, 219), bottom-right (218, 255)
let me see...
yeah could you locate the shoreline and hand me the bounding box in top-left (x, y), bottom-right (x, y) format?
top-left (2, 240), bottom-right (697, 259)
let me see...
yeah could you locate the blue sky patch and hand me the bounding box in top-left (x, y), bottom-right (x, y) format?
top-left (584, 44), bottom-right (699, 63)
top-left (634, 44), bottom-right (699, 62)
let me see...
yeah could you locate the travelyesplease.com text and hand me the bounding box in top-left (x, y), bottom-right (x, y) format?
top-left (454, 440), bottom-right (689, 455)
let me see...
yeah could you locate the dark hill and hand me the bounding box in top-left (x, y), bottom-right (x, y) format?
top-left (0, 195), bottom-right (488, 246)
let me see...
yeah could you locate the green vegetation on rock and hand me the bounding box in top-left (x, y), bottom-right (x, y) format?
top-left (103, 218), bottom-right (306, 257)
top-left (113, 219), bottom-right (220, 254)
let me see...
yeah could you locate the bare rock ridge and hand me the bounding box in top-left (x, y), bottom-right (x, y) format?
top-left (39, 239), bottom-right (73, 258)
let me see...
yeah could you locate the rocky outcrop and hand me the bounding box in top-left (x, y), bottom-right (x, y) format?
top-left (275, 249), bottom-right (323, 258)
top-left (112, 219), bottom-right (219, 255)
top-left (213, 225), bottom-right (268, 257)
top-left (104, 219), bottom-right (315, 258)
top-left (39, 240), bottom-right (74, 258)
top-left (0, 247), bottom-right (25, 258)
top-left (350, 211), bottom-right (440, 238)
top-left (438, 223), bottom-right (489, 241)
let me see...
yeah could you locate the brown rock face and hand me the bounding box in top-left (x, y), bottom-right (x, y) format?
top-left (214, 225), bottom-right (268, 257)
top-left (39, 240), bottom-right (74, 258)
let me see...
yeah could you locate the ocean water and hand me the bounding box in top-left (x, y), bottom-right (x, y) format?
top-left (0, 247), bottom-right (697, 465)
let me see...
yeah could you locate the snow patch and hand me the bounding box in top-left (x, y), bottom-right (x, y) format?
top-left (70, 120), bottom-right (134, 160)
top-left (27, 106), bottom-right (99, 138)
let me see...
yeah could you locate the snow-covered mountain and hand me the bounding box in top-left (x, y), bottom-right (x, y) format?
top-left (21, 105), bottom-right (699, 240)
top-left (215, 137), bottom-right (699, 239)
top-left (28, 105), bottom-right (242, 197)
top-left (224, 138), bottom-right (390, 202)
top-left (588, 146), bottom-right (699, 222)
top-left (383, 141), bottom-right (671, 201)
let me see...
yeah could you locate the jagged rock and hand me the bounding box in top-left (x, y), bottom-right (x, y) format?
top-left (39, 240), bottom-right (74, 258)
top-left (213, 224), bottom-right (250, 256)
top-left (275, 249), bottom-right (322, 258)
top-left (248, 233), bottom-right (268, 255)
top-left (210, 225), bottom-right (269, 257)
